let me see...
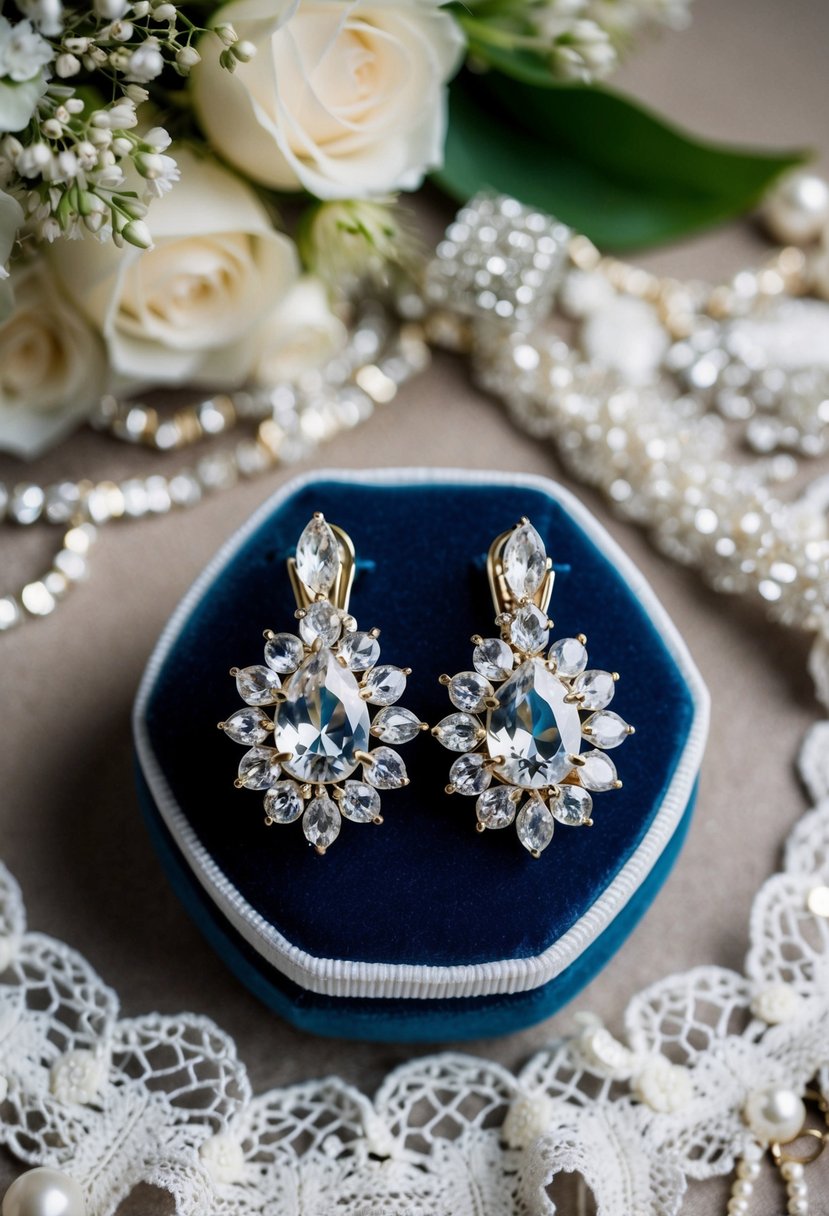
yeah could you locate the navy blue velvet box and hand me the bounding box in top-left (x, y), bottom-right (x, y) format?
top-left (133, 469), bottom-right (708, 1042)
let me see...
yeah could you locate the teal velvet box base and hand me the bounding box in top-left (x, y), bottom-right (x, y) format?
top-left (133, 468), bottom-right (708, 1042)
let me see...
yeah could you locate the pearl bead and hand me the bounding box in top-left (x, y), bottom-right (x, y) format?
top-left (788, 1198), bottom-right (809, 1216)
top-left (732, 1178), bottom-right (754, 1199)
top-left (744, 1086), bottom-right (806, 1145)
top-left (788, 1181), bottom-right (808, 1200)
top-left (764, 171), bottom-right (829, 245)
top-left (737, 1158), bottom-right (761, 1180)
top-left (782, 1161), bottom-right (805, 1182)
top-left (727, 1198), bottom-right (749, 1216)
top-left (2, 1168), bottom-right (85, 1216)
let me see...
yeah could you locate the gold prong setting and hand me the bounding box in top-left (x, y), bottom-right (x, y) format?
top-left (433, 517), bottom-right (633, 857)
top-left (219, 514), bottom-right (425, 853)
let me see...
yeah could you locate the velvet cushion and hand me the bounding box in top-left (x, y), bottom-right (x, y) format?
top-left (134, 470), bottom-right (705, 1041)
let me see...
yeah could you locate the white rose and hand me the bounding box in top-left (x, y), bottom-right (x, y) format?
top-left (252, 276), bottom-right (347, 385)
top-left (191, 0), bottom-right (465, 199)
top-left (0, 258), bottom-right (106, 458)
top-left (50, 149), bottom-right (299, 387)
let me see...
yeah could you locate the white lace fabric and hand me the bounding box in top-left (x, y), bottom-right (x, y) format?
top-left (1, 721), bottom-right (829, 1214)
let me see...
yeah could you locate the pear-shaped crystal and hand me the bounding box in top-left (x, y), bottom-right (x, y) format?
top-left (361, 664), bottom-right (407, 706)
top-left (487, 658), bottom-right (581, 788)
top-left (302, 796), bottom-right (341, 850)
top-left (238, 747), bottom-right (282, 790)
top-left (273, 647), bottom-right (370, 782)
top-left (338, 630), bottom-right (381, 671)
top-left (503, 521), bottom-right (547, 599)
top-left (299, 601), bottom-right (342, 646)
top-left (473, 637), bottom-right (514, 681)
top-left (221, 708), bottom-right (271, 746)
top-left (364, 746), bottom-right (408, 789)
top-left (510, 604), bottom-right (549, 655)
top-left (579, 749), bottom-right (618, 791)
top-left (552, 784), bottom-right (593, 826)
top-left (264, 632), bottom-right (304, 673)
top-left (476, 785), bottom-right (519, 829)
top-left (516, 800), bottom-right (555, 855)
top-left (264, 780), bottom-right (303, 823)
top-left (449, 671), bottom-right (494, 713)
top-left (449, 752), bottom-right (492, 796)
top-left (549, 637), bottom-right (588, 677)
top-left (574, 669), bottom-right (615, 710)
top-left (236, 664), bottom-right (281, 706)
top-left (433, 713), bottom-right (482, 752)
top-left (295, 515), bottom-right (340, 595)
top-left (371, 706), bottom-right (422, 744)
top-left (584, 710), bottom-right (630, 749)
top-left (340, 781), bottom-right (381, 823)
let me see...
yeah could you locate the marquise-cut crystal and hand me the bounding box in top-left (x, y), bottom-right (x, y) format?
top-left (449, 671), bottom-right (493, 713)
top-left (338, 630), bottom-right (381, 672)
top-left (575, 669), bottom-right (615, 710)
top-left (340, 781), bottom-right (381, 823)
top-left (449, 752), bottom-right (492, 796)
top-left (264, 780), bottom-right (303, 823)
top-left (476, 786), bottom-right (518, 829)
top-left (364, 746), bottom-right (408, 790)
top-left (264, 632), bottom-right (304, 673)
top-left (487, 658), bottom-right (581, 788)
top-left (584, 710), bottom-right (629, 749)
top-left (299, 601), bottom-right (342, 646)
top-left (302, 796), bottom-right (341, 850)
top-left (238, 747), bottom-right (282, 790)
top-left (371, 705), bottom-right (422, 744)
top-left (361, 664), bottom-right (407, 706)
top-left (222, 708), bottom-right (271, 746)
top-left (273, 647), bottom-right (370, 782)
top-left (510, 604), bottom-right (549, 655)
top-left (295, 516), bottom-right (339, 595)
top-left (549, 637), bottom-right (588, 676)
top-left (579, 749), bottom-right (618, 791)
top-left (503, 521), bottom-right (547, 599)
top-left (473, 637), bottom-right (514, 681)
top-left (552, 784), bottom-right (593, 826)
top-left (516, 801), bottom-right (555, 855)
top-left (236, 664), bottom-right (281, 706)
top-left (433, 713), bottom-right (482, 752)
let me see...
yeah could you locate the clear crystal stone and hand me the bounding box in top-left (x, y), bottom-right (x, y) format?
top-left (264, 780), bottom-right (304, 823)
top-left (274, 647), bottom-right (370, 782)
top-left (295, 515), bottom-right (340, 595)
top-left (221, 708), bottom-right (271, 746)
top-left (338, 630), bottom-right (381, 671)
top-left (340, 781), bottom-right (381, 823)
top-left (299, 601), bottom-right (342, 646)
top-left (574, 669), bottom-right (615, 710)
top-left (473, 637), bottom-right (514, 681)
top-left (503, 521), bottom-right (547, 599)
top-left (449, 671), bottom-right (494, 713)
top-left (552, 784), bottom-right (593, 825)
top-left (236, 664), bottom-right (281, 706)
top-left (238, 747), bottom-right (282, 790)
top-left (302, 796), bottom-right (342, 849)
top-left (364, 746), bottom-right (408, 790)
top-left (476, 785), bottom-right (518, 828)
top-left (361, 664), bottom-right (407, 706)
top-left (371, 706), bottom-right (422, 744)
top-left (510, 604), bottom-right (549, 654)
top-left (516, 800), bottom-right (555, 855)
top-left (264, 632), bottom-right (304, 673)
top-left (584, 710), bottom-right (630, 749)
top-left (549, 637), bottom-right (588, 676)
top-left (433, 713), bottom-right (482, 752)
top-left (579, 749), bottom-right (618, 791)
top-left (487, 658), bottom-right (581, 788)
top-left (449, 752), bottom-right (492, 796)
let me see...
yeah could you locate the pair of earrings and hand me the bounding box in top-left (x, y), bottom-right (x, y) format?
top-left (218, 514), bottom-right (633, 857)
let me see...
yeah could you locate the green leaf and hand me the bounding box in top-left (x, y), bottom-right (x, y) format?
top-left (434, 71), bottom-right (807, 249)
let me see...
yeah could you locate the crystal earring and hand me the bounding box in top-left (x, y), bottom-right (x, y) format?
top-left (218, 513), bottom-right (427, 854)
top-left (432, 519), bottom-right (634, 857)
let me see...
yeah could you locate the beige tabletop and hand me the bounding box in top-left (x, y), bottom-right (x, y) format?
top-left (2, 1), bottom-right (829, 1210)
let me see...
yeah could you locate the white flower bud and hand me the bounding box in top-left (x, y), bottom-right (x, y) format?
top-left (88, 126), bottom-right (113, 146)
top-left (214, 23), bottom-right (238, 45)
top-left (78, 190), bottom-right (105, 215)
top-left (18, 143), bottom-right (52, 176)
top-left (40, 216), bottom-right (62, 242)
top-left (231, 39), bottom-right (256, 62)
top-left (123, 84), bottom-right (149, 103)
top-left (109, 49), bottom-right (131, 71)
top-left (126, 39), bottom-right (165, 82)
top-left (134, 151), bottom-right (164, 178)
top-left (110, 19), bottom-right (133, 40)
top-left (55, 52), bottom-right (81, 77)
top-left (64, 36), bottom-right (89, 52)
top-left (153, 3), bottom-right (176, 19)
top-left (144, 126), bottom-right (172, 150)
top-left (65, 97), bottom-right (85, 113)
top-left (122, 219), bottom-right (153, 249)
top-left (1, 136), bottom-right (23, 160)
top-left (84, 210), bottom-right (105, 233)
top-left (41, 118), bottom-right (64, 138)
top-left (75, 141), bottom-right (98, 168)
top-left (94, 0), bottom-right (128, 18)
top-left (111, 136), bottom-right (132, 156)
top-left (132, 0), bottom-right (150, 14)
top-left (176, 45), bottom-right (201, 70)
top-left (118, 196), bottom-right (147, 218)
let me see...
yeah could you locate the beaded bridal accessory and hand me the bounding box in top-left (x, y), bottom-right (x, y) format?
top-left (433, 519), bottom-right (632, 855)
top-left (218, 514), bottom-right (426, 853)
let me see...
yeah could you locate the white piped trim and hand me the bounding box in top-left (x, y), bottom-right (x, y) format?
top-left (133, 468), bottom-right (709, 1001)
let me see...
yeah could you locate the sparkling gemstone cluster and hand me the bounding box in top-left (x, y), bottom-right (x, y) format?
top-left (219, 515), bottom-right (425, 853)
top-left (433, 520), bottom-right (633, 857)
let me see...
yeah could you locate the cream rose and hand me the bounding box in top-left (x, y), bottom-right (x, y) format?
top-left (50, 149), bottom-right (299, 388)
top-left (0, 259), bottom-right (106, 458)
top-left (252, 276), bottom-right (347, 384)
top-left (191, 0), bottom-right (464, 198)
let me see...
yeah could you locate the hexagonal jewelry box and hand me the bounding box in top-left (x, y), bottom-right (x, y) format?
top-left (133, 468), bottom-right (708, 1041)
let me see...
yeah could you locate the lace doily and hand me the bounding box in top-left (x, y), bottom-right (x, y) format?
top-left (1, 703), bottom-right (829, 1212)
